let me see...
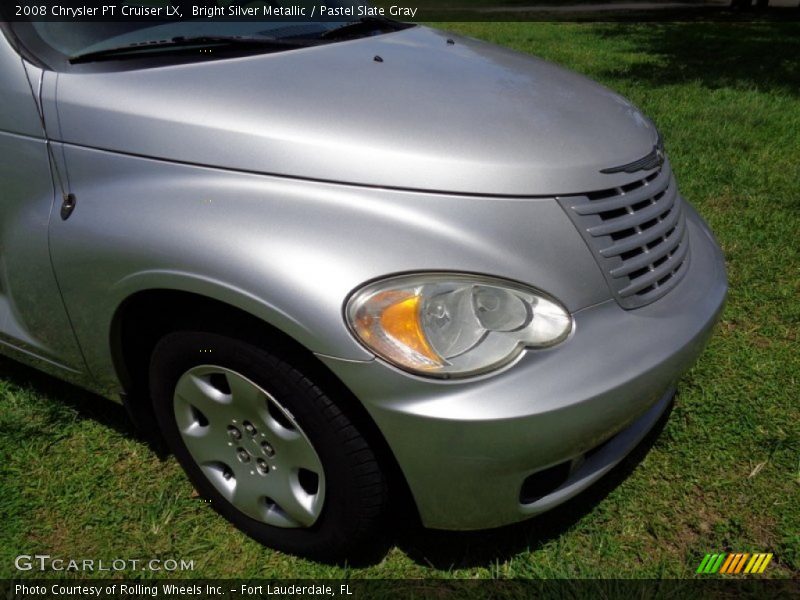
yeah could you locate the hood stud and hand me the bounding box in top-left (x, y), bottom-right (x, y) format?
top-left (373, 55), bottom-right (383, 63)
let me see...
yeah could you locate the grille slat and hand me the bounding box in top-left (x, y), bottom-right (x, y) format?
top-left (600, 201), bottom-right (683, 258)
top-left (629, 259), bottom-right (691, 304)
top-left (556, 161), bottom-right (691, 309)
top-left (618, 237), bottom-right (690, 297)
top-left (572, 167), bottom-right (671, 215)
top-left (609, 214), bottom-right (685, 278)
top-left (587, 182), bottom-right (677, 237)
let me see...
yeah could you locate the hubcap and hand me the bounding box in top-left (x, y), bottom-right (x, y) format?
top-left (173, 365), bottom-right (326, 528)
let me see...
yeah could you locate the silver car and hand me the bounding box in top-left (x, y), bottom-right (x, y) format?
top-left (1, 12), bottom-right (726, 561)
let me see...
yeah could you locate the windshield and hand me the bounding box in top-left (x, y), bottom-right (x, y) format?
top-left (8, 1), bottom-right (407, 69)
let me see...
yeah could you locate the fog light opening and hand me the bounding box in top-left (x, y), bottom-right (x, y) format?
top-left (519, 461), bottom-right (571, 505)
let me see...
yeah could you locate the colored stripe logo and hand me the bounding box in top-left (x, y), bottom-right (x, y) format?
top-left (696, 553), bottom-right (773, 574)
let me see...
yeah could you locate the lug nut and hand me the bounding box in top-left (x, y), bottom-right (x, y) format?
top-left (243, 421), bottom-right (257, 436)
top-left (227, 425), bottom-right (242, 440)
top-left (256, 459), bottom-right (269, 475)
top-left (236, 448), bottom-right (251, 463)
top-left (261, 441), bottom-right (275, 457)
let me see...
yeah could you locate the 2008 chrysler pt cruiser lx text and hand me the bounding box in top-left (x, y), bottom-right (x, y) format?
top-left (1, 9), bottom-right (726, 560)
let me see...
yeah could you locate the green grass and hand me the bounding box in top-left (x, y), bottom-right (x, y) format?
top-left (1, 22), bottom-right (798, 579)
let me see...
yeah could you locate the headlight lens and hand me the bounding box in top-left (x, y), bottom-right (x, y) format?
top-left (346, 274), bottom-right (572, 378)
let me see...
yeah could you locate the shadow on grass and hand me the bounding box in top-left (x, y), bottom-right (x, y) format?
top-left (0, 354), bottom-right (146, 447)
top-left (395, 402), bottom-right (673, 570)
top-left (592, 21), bottom-right (800, 97)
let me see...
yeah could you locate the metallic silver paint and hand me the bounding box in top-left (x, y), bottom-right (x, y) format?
top-left (319, 207), bottom-right (726, 529)
top-left (0, 37), bottom-right (87, 383)
top-left (0, 25), bottom-right (727, 531)
top-left (47, 144), bottom-right (610, 396)
top-left (0, 33), bottom-right (43, 137)
top-left (51, 27), bottom-right (658, 196)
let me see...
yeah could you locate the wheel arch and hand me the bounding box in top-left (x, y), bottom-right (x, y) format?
top-left (110, 288), bottom-right (418, 522)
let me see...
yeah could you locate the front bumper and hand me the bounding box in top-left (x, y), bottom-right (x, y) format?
top-left (320, 203), bottom-right (727, 530)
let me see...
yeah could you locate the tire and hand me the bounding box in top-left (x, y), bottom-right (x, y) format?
top-left (149, 331), bottom-right (388, 562)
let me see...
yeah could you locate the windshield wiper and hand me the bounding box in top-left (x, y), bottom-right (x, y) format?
top-left (318, 17), bottom-right (408, 41)
top-left (69, 35), bottom-right (317, 64)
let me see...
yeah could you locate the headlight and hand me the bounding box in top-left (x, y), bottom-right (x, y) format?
top-left (345, 274), bottom-right (572, 378)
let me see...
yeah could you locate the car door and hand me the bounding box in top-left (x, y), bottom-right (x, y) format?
top-left (0, 31), bottom-right (87, 378)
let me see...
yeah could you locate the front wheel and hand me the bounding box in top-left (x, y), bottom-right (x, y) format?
top-left (150, 331), bottom-right (389, 561)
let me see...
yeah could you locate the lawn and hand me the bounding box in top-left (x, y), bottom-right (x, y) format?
top-left (1, 22), bottom-right (798, 580)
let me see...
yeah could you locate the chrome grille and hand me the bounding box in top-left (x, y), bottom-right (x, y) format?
top-left (557, 162), bottom-right (690, 309)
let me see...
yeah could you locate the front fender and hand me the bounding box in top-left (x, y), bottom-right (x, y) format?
top-left (50, 144), bottom-right (608, 396)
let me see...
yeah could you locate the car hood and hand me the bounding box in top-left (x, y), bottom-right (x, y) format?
top-left (53, 26), bottom-right (658, 196)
